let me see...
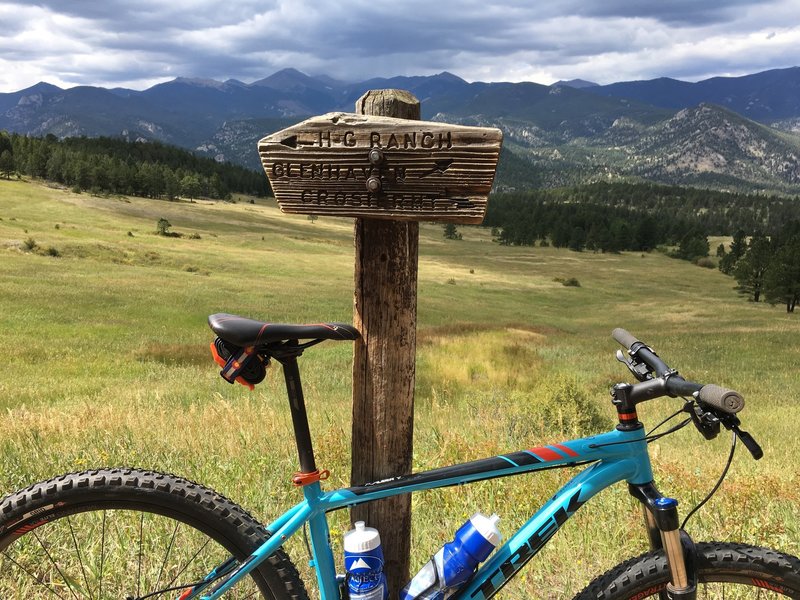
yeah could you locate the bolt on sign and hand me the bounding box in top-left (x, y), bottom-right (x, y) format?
top-left (258, 112), bottom-right (503, 224)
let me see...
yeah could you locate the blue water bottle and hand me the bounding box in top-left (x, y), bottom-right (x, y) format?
top-left (401, 513), bottom-right (501, 600)
top-left (344, 521), bottom-right (388, 600)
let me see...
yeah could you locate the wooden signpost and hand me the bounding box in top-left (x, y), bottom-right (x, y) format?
top-left (258, 109), bottom-right (502, 223)
top-left (259, 90), bottom-right (502, 593)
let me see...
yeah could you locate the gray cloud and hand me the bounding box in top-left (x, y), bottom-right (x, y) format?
top-left (563, 0), bottom-right (755, 25)
top-left (0, 0), bottom-right (798, 91)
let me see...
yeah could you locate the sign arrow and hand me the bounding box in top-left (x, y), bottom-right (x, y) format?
top-left (418, 158), bottom-right (454, 178)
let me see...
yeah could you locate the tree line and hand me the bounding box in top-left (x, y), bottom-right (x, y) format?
top-left (719, 223), bottom-right (800, 312)
top-left (484, 182), bottom-right (800, 312)
top-left (485, 186), bottom-right (707, 252)
top-left (0, 131), bottom-right (270, 199)
top-left (486, 182), bottom-right (800, 252)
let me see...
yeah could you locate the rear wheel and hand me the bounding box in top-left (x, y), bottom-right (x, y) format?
top-left (574, 542), bottom-right (800, 599)
top-left (0, 468), bottom-right (308, 599)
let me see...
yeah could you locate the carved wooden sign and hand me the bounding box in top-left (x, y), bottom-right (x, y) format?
top-left (258, 112), bottom-right (503, 224)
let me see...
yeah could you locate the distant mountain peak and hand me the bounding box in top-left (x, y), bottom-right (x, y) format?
top-left (272, 67), bottom-right (306, 77)
top-left (20, 81), bottom-right (63, 94)
top-left (552, 79), bottom-right (599, 89)
top-left (435, 71), bottom-right (467, 84)
top-left (251, 68), bottom-right (324, 91)
top-left (3, 65), bottom-right (799, 195)
top-left (173, 77), bottom-right (229, 89)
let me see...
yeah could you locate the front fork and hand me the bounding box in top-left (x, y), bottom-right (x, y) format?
top-left (630, 482), bottom-right (698, 600)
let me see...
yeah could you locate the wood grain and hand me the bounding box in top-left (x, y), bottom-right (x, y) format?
top-left (258, 110), bottom-right (502, 224)
top-left (351, 89), bottom-right (419, 594)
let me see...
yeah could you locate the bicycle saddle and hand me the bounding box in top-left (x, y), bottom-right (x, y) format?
top-left (208, 313), bottom-right (360, 347)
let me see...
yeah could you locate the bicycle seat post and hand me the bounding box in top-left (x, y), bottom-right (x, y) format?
top-left (277, 348), bottom-right (318, 480)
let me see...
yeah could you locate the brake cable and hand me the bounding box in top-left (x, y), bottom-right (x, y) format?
top-left (681, 430), bottom-right (737, 529)
top-left (643, 403), bottom-right (738, 530)
top-left (588, 407), bottom-right (692, 450)
top-left (641, 400), bottom-right (698, 443)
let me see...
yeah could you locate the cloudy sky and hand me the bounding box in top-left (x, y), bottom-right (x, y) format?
top-left (1, 0), bottom-right (798, 92)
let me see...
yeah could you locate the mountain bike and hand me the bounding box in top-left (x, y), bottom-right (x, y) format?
top-left (2, 313), bottom-right (799, 599)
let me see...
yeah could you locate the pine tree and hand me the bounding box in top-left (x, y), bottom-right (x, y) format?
top-left (764, 239), bottom-right (800, 312)
top-left (442, 223), bottom-right (462, 240)
top-left (734, 233), bottom-right (773, 302)
top-left (0, 150), bottom-right (14, 179)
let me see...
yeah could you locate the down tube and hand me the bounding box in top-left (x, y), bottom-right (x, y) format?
top-left (454, 458), bottom-right (640, 600)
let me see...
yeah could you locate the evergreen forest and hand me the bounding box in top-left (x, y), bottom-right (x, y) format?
top-left (5, 130), bottom-right (800, 312)
top-left (0, 131), bottom-right (270, 199)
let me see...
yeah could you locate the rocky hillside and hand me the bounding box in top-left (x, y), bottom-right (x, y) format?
top-left (2, 68), bottom-right (800, 194)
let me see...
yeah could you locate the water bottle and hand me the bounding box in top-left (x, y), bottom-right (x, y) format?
top-left (401, 513), bottom-right (501, 600)
top-left (344, 521), bottom-right (388, 600)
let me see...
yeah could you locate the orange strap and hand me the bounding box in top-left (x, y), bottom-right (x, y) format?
top-left (292, 469), bottom-right (330, 487)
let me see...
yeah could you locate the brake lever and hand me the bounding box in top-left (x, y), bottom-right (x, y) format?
top-left (716, 413), bottom-right (764, 460)
top-left (615, 349), bottom-right (652, 382)
top-left (736, 429), bottom-right (764, 460)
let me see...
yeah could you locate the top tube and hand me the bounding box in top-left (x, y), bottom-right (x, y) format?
top-left (319, 426), bottom-right (654, 512)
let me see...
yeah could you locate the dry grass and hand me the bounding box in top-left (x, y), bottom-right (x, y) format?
top-left (1, 179), bottom-right (799, 598)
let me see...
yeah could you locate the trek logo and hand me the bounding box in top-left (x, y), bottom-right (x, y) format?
top-left (470, 489), bottom-right (585, 599)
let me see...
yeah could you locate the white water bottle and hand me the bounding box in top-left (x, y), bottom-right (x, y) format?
top-left (401, 513), bottom-right (501, 600)
top-left (344, 521), bottom-right (388, 600)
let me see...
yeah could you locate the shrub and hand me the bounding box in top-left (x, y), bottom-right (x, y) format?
top-left (534, 375), bottom-right (609, 437)
top-left (45, 246), bottom-right (60, 257)
top-left (156, 218), bottom-right (172, 236)
top-left (553, 277), bottom-right (581, 287)
top-left (443, 223), bottom-right (462, 240)
top-left (187, 232), bottom-right (201, 240)
top-left (505, 375), bottom-right (610, 442)
top-left (695, 257), bottom-right (716, 269)
top-left (22, 237), bottom-right (37, 251)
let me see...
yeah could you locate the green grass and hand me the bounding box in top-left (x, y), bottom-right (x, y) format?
top-left (1, 179), bottom-right (799, 598)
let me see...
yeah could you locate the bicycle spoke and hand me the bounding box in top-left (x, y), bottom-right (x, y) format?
top-left (138, 511), bottom-right (144, 597)
top-left (0, 469), bottom-right (278, 599)
top-left (2, 550), bottom-right (69, 600)
top-left (66, 515), bottom-right (93, 600)
top-left (154, 520), bottom-right (180, 592)
top-left (164, 538), bottom-right (212, 591)
top-left (99, 511), bottom-right (106, 600)
top-left (33, 529), bottom-right (81, 600)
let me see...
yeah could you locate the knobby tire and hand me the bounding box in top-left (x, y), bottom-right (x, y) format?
top-left (0, 468), bottom-right (309, 600)
top-left (574, 542), bottom-right (800, 599)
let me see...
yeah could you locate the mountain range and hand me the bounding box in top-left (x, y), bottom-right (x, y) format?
top-left (2, 67), bottom-right (799, 194)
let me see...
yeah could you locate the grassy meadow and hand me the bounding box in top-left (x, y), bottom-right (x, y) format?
top-left (1, 178), bottom-right (799, 598)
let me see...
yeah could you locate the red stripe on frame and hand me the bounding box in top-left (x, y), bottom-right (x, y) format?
top-left (554, 443), bottom-right (579, 457)
top-left (528, 446), bottom-right (562, 462)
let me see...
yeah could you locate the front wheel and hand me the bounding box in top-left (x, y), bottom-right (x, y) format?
top-left (575, 542), bottom-right (800, 599)
top-left (0, 468), bottom-right (309, 599)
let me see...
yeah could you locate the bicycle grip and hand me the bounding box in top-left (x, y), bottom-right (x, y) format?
top-left (697, 384), bottom-right (744, 414)
top-left (612, 328), bottom-right (640, 350)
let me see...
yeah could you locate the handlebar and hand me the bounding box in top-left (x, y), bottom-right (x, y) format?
top-left (612, 328), bottom-right (744, 415)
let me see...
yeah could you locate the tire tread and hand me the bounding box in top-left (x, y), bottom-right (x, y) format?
top-left (0, 468), bottom-right (309, 600)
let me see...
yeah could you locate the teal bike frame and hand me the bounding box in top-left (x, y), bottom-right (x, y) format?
top-left (190, 425), bottom-right (656, 600)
